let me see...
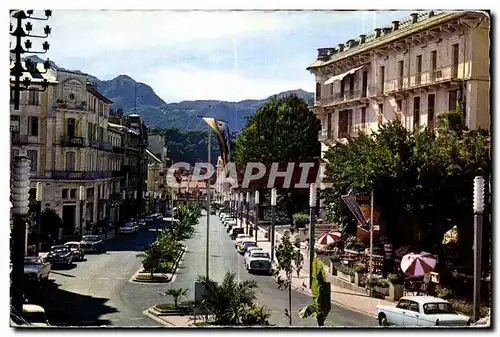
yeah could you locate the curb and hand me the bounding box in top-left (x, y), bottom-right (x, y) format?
top-left (142, 309), bottom-right (174, 326)
top-left (129, 246), bottom-right (187, 284)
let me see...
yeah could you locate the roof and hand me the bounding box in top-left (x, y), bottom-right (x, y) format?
top-left (87, 85), bottom-right (113, 104)
top-left (146, 149), bottom-right (162, 163)
top-left (401, 296), bottom-right (448, 304)
top-left (307, 11), bottom-right (478, 70)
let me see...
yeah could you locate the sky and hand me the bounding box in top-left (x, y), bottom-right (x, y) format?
top-left (12, 10), bottom-right (413, 103)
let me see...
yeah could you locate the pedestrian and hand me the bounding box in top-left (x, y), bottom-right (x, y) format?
top-left (295, 250), bottom-right (304, 277)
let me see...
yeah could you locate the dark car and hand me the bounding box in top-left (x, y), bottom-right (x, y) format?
top-left (47, 245), bottom-right (73, 266)
top-left (64, 242), bottom-right (85, 261)
top-left (80, 235), bottom-right (103, 253)
top-left (230, 227), bottom-right (245, 240)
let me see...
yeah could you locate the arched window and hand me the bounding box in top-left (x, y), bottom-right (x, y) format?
top-left (66, 151), bottom-right (76, 171)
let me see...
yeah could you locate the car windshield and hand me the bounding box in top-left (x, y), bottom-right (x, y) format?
top-left (51, 247), bottom-right (69, 253)
top-left (83, 236), bottom-right (99, 242)
top-left (66, 244), bottom-right (78, 249)
top-left (24, 258), bottom-right (41, 265)
top-left (244, 242), bottom-right (256, 247)
top-left (423, 303), bottom-right (455, 315)
top-left (252, 252), bottom-right (269, 258)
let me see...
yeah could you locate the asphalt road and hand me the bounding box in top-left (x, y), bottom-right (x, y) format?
top-left (27, 214), bottom-right (375, 327)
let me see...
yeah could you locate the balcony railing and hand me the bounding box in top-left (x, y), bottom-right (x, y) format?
top-left (320, 90), bottom-right (363, 106)
top-left (384, 64), bottom-right (460, 93)
top-left (61, 136), bottom-right (85, 147)
top-left (318, 129), bottom-right (333, 142)
top-left (11, 133), bottom-right (30, 145)
top-left (90, 139), bottom-right (113, 151)
top-left (50, 170), bottom-right (113, 180)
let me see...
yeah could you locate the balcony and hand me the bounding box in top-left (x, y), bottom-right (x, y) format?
top-left (320, 90), bottom-right (363, 106)
top-left (90, 139), bottom-right (113, 151)
top-left (61, 136), bottom-right (85, 147)
top-left (11, 133), bottom-right (30, 145)
top-left (50, 170), bottom-right (113, 180)
top-left (384, 64), bottom-right (461, 94)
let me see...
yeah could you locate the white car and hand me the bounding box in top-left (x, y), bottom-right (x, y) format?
top-left (234, 234), bottom-right (251, 248)
top-left (376, 296), bottom-right (471, 327)
top-left (224, 217), bottom-right (236, 227)
top-left (244, 246), bottom-right (263, 261)
top-left (245, 250), bottom-right (271, 273)
top-left (24, 256), bottom-right (51, 282)
top-left (219, 212), bottom-right (226, 220)
top-left (22, 304), bottom-right (50, 327)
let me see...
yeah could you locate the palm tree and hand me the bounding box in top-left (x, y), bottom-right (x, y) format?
top-left (137, 243), bottom-right (163, 277)
top-left (162, 288), bottom-right (188, 308)
top-left (197, 271), bottom-right (258, 325)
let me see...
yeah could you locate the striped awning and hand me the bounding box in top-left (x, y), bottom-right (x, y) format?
top-left (324, 65), bottom-right (364, 85)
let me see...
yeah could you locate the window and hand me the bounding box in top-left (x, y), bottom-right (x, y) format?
top-left (396, 100), bottom-right (403, 121)
top-left (423, 303), bottom-right (455, 315)
top-left (448, 89), bottom-right (458, 111)
top-left (28, 116), bottom-right (39, 136)
top-left (396, 300), bottom-right (410, 310)
top-left (316, 82), bottom-right (321, 101)
top-left (327, 112), bottom-right (332, 138)
top-left (65, 151), bottom-right (76, 171)
top-left (408, 301), bottom-right (420, 313)
top-left (378, 103), bottom-right (384, 126)
top-left (362, 71), bottom-right (368, 97)
top-left (452, 44), bottom-right (459, 77)
top-left (361, 107), bottom-right (366, 125)
top-left (413, 97), bottom-right (420, 127)
top-left (428, 94), bottom-right (436, 129)
top-left (28, 91), bottom-right (39, 106)
top-left (69, 93), bottom-right (75, 101)
top-left (430, 50), bottom-right (437, 81)
top-left (67, 118), bottom-right (76, 137)
top-left (27, 150), bottom-right (38, 172)
top-left (10, 115), bottom-right (20, 133)
top-left (62, 189), bottom-right (68, 199)
top-left (379, 66), bottom-right (385, 92)
top-left (397, 61), bottom-right (404, 88)
top-left (338, 110), bottom-right (349, 138)
top-left (70, 189), bottom-right (76, 199)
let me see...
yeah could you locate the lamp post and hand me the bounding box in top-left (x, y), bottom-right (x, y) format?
top-left (309, 183), bottom-right (317, 288)
top-left (10, 10), bottom-right (52, 111)
top-left (270, 188), bottom-right (277, 263)
top-left (254, 190), bottom-right (260, 243)
top-left (78, 186), bottom-right (85, 240)
top-left (133, 190), bottom-right (138, 217)
top-left (473, 175), bottom-right (485, 322)
top-left (11, 155), bottom-right (31, 316)
top-left (246, 191), bottom-right (250, 235)
top-left (121, 190), bottom-right (126, 229)
top-left (368, 189), bottom-right (375, 292)
top-left (35, 182), bottom-right (43, 255)
top-left (239, 192), bottom-right (244, 228)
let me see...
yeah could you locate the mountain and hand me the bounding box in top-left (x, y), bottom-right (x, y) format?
top-left (25, 55), bottom-right (314, 131)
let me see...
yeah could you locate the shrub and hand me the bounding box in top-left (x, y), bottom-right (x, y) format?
top-left (433, 285), bottom-right (452, 299)
top-left (336, 265), bottom-right (355, 276)
top-left (329, 254), bottom-right (341, 264)
top-left (370, 278), bottom-right (390, 287)
top-left (387, 273), bottom-right (405, 285)
top-left (241, 303), bottom-right (271, 326)
top-left (343, 236), bottom-right (365, 251)
top-left (353, 263), bottom-right (368, 274)
top-left (292, 213), bottom-right (309, 229)
top-left (449, 299), bottom-right (489, 318)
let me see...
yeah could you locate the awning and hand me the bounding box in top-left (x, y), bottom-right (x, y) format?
top-left (324, 65), bottom-right (364, 85)
top-left (146, 149), bottom-right (162, 163)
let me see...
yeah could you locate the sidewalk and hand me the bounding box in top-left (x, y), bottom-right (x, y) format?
top-left (244, 220), bottom-right (393, 318)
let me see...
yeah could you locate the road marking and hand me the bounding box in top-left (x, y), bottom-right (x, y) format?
top-left (116, 277), bottom-right (126, 280)
top-left (98, 277), bottom-right (109, 280)
top-left (130, 318), bottom-right (143, 320)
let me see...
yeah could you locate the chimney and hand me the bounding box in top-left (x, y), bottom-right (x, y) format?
top-left (392, 20), bottom-right (399, 31)
top-left (332, 47), bottom-right (338, 55)
top-left (374, 28), bottom-right (381, 38)
top-left (410, 13), bottom-right (419, 24)
top-left (338, 43), bottom-right (344, 52)
top-left (359, 34), bottom-right (366, 44)
top-left (428, 11), bottom-right (435, 18)
top-left (382, 27), bottom-right (392, 36)
top-left (346, 39), bottom-right (355, 48)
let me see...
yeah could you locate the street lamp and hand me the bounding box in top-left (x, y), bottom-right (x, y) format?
top-left (319, 183), bottom-right (325, 220)
top-left (246, 191), bottom-right (250, 235)
top-left (11, 155), bottom-right (31, 316)
top-left (309, 183), bottom-right (317, 288)
top-left (239, 192), bottom-right (244, 228)
top-left (254, 190), bottom-right (260, 243)
top-left (270, 188), bottom-right (277, 262)
top-left (10, 10), bottom-right (52, 110)
top-left (35, 182), bottom-right (43, 255)
top-left (473, 175), bottom-right (485, 322)
top-left (78, 186), bottom-right (85, 240)
top-left (134, 190), bottom-right (138, 217)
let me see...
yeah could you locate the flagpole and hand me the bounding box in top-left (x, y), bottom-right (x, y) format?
top-left (206, 106), bottom-right (211, 279)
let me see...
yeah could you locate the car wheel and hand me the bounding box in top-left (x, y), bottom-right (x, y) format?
top-left (378, 314), bottom-right (389, 327)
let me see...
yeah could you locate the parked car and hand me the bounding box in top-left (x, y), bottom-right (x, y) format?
top-left (24, 256), bottom-right (51, 282)
top-left (137, 219), bottom-right (147, 228)
top-left (120, 223), bottom-right (137, 234)
top-left (243, 246), bottom-right (263, 261)
top-left (64, 241), bottom-right (85, 261)
top-left (245, 250), bottom-right (271, 274)
top-left (224, 217), bottom-right (236, 227)
top-left (230, 228), bottom-right (245, 240)
top-left (47, 245), bottom-right (73, 266)
top-left (376, 296), bottom-right (471, 327)
top-left (219, 212), bottom-right (226, 220)
top-left (234, 233), bottom-right (250, 246)
top-left (80, 235), bottom-right (104, 253)
top-left (237, 239), bottom-right (257, 254)
top-left (164, 210), bottom-right (172, 217)
top-left (22, 304), bottom-right (50, 327)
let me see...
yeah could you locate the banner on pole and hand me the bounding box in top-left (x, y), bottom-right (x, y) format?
top-left (341, 190), bottom-right (369, 231)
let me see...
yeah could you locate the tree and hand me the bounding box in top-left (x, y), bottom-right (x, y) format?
top-left (299, 256), bottom-right (331, 326)
top-left (197, 271), bottom-right (259, 325)
top-left (137, 243), bottom-right (164, 277)
top-left (233, 94), bottom-right (321, 223)
top-left (161, 288), bottom-right (188, 308)
top-left (323, 119), bottom-right (491, 267)
top-left (272, 231), bottom-right (298, 326)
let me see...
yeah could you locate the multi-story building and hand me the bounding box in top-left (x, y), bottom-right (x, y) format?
top-left (307, 11), bottom-right (490, 160)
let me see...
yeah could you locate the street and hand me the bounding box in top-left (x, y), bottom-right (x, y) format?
top-left (28, 215), bottom-right (375, 327)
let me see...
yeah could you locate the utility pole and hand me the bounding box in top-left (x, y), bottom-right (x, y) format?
top-left (368, 189), bottom-right (374, 294)
top-left (473, 176), bottom-right (485, 322)
top-left (254, 190), bottom-right (260, 242)
top-left (270, 188), bottom-right (277, 263)
top-left (246, 191), bottom-right (250, 235)
top-left (206, 105), bottom-right (212, 279)
top-left (308, 183), bottom-right (317, 288)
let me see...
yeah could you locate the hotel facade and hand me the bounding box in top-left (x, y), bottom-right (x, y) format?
top-left (307, 11), bottom-right (490, 159)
